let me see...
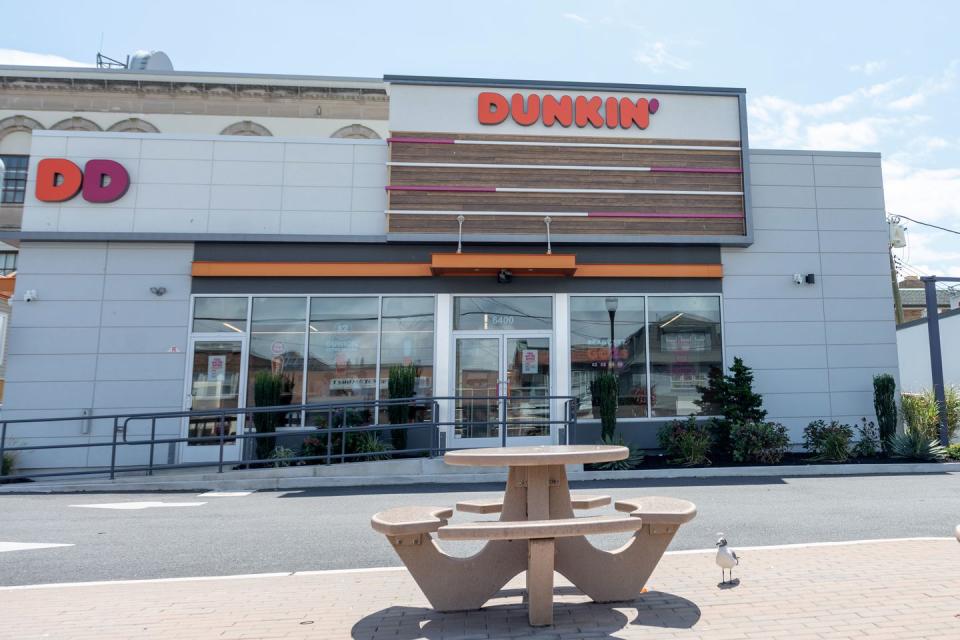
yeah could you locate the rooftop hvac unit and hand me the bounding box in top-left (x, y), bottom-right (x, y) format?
top-left (127, 50), bottom-right (174, 71)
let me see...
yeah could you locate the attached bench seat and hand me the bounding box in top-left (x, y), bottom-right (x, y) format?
top-left (437, 515), bottom-right (643, 541)
top-left (456, 493), bottom-right (611, 514)
top-left (614, 496), bottom-right (697, 525)
top-left (371, 506), bottom-right (454, 536)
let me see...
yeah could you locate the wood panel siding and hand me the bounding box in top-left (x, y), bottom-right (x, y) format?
top-left (390, 214), bottom-right (746, 236)
top-left (387, 131), bottom-right (747, 239)
top-left (388, 166), bottom-right (744, 190)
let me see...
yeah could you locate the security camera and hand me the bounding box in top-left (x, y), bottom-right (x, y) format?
top-left (22, 289), bottom-right (38, 302)
top-left (497, 269), bottom-right (513, 284)
top-left (792, 273), bottom-right (803, 285)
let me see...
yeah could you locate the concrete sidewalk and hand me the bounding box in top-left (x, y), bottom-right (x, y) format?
top-left (3, 539), bottom-right (959, 639)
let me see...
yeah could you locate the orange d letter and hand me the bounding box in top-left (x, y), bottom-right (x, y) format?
top-left (478, 92), bottom-right (509, 125)
top-left (35, 158), bottom-right (83, 202)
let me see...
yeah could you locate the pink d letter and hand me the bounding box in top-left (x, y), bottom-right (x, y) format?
top-left (82, 159), bottom-right (130, 203)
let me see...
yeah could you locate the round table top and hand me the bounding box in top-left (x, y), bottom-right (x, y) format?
top-left (444, 445), bottom-right (628, 467)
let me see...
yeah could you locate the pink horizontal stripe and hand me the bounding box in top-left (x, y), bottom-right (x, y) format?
top-left (650, 166), bottom-right (742, 174)
top-left (387, 137), bottom-right (454, 144)
top-left (588, 211), bottom-right (744, 219)
top-left (386, 185), bottom-right (496, 193)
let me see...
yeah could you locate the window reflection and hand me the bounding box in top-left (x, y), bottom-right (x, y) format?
top-left (570, 296), bottom-right (648, 419)
top-left (454, 296), bottom-right (552, 331)
top-left (192, 297), bottom-right (248, 333)
top-left (306, 297), bottom-right (379, 412)
top-left (247, 297), bottom-right (306, 426)
top-left (649, 297), bottom-right (723, 417)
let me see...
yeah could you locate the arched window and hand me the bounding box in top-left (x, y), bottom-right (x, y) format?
top-left (0, 115), bottom-right (44, 145)
top-left (220, 121), bottom-right (272, 136)
top-left (50, 117), bottom-right (102, 132)
top-left (107, 118), bottom-right (160, 133)
top-left (331, 124), bottom-right (381, 139)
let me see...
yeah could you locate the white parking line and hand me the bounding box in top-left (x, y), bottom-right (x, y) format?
top-left (0, 536), bottom-right (952, 590)
top-left (0, 541), bottom-right (74, 553)
top-left (69, 501), bottom-right (207, 510)
top-left (198, 491), bottom-right (254, 498)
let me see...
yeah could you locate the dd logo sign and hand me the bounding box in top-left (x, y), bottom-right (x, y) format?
top-left (35, 158), bottom-right (131, 203)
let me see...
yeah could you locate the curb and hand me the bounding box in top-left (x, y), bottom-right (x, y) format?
top-left (2, 461), bottom-right (959, 493)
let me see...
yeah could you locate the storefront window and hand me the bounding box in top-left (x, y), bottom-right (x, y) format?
top-left (454, 296), bottom-right (552, 331)
top-left (570, 296), bottom-right (648, 419)
top-left (192, 297), bottom-right (248, 333)
top-left (306, 297), bottom-right (380, 418)
top-left (379, 297), bottom-right (435, 398)
top-left (247, 298), bottom-right (306, 425)
top-left (649, 296), bottom-right (723, 417)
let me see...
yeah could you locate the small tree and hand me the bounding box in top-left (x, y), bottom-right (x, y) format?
top-left (387, 364), bottom-right (419, 451)
top-left (696, 357), bottom-right (766, 459)
top-left (873, 374), bottom-right (897, 453)
top-left (591, 372), bottom-right (619, 441)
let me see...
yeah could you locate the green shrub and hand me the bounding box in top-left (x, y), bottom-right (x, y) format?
top-left (658, 417), bottom-right (712, 466)
top-left (267, 446), bottom-right (297, 467)
top-left (873, 374), bottom-right (897, 451)
top-left (351, 432), bottom-right (394, 461)
top-left (852, 418), bottom-right (881, 459)
top-left (803, 420), bottom-right (854, 462)
top-left (901, 389), bottom-right (960, 442)
top-left (593, 433), bottom-right (645, 470)
top-left (945, 443), bottom-right (960, 461)
top-left (887, 429), bottom-right (947, 462)
top-left (695, 357), bottom-right (766, 459)
top-left (1, 452), bottom-right (14, 476)
top-left (590, 373), bottom-right (619, 441)
top-left (386, 364), bottom-right (419, 451)
top-left (730, 421), bottom-right (789, 465)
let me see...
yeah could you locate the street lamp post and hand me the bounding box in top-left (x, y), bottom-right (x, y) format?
top-left (605, 297), bottom-right (618, 370)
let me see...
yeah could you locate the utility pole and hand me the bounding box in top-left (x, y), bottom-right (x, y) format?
top-left (890, 250), bottom-right (904, 324)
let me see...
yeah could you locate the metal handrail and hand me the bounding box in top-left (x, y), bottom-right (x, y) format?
top-left (0, 395), bottom-right (579, 482)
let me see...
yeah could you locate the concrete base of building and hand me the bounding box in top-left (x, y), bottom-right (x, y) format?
top-left (3, 459), bottom-right (959, 493)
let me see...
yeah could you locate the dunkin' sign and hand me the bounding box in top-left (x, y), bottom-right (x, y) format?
top-left (35, 158), bottom-right (130, 203)
top-left (478, 91), bottom-right (660, 130)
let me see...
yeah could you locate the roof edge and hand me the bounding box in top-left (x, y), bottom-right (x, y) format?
top-left (384, 74), bottom-right (746, 95)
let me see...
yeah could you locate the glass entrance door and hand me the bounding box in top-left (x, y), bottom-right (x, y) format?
top-left (453, 335), bottom-right (552, 447)
top-left (181, 337), bottom-right (247, 464)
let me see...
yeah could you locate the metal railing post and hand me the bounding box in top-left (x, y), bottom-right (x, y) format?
top-left (217, 414), bottom-right (226, 473)
top-left (110, 417), bottom-right (119, 480)
top-left (340, 408), bottom-right (347, 463)
top-left (500, 395), bottom-right (507, 448)
top-left (326, 409), bottom-right (333, 465)
top-left (147, 418), bottom-right (157, 476)
top-left (0, 421), bottom-right (7, 477)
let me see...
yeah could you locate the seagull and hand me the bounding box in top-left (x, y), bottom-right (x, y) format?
top-left (715, 533), bottom-right (739, 584)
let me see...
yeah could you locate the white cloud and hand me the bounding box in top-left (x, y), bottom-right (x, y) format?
top-left (633, 42), bottom-right (691, 73)
top-left (0, 48), bottom-right (91, 68)
top-left (562, 13), bottom-right (589, 24)
top-left (887, 60), bottom-right (958, 111)
top-left (849, 60), bottom-right (887, 75)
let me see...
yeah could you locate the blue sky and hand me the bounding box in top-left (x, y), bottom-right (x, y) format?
top-left (2, 0), bottom-right (958, 277)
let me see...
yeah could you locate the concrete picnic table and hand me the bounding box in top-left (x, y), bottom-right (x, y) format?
top-left (371, 444), bottom-right (696, 626)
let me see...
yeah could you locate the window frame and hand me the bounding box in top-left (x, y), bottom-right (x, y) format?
top-left (567, 292), bottom-right (724, 423)
top-left (188, 293), bottom-right (438, 427)
top-left (0, 154), bottom-right (29, 205)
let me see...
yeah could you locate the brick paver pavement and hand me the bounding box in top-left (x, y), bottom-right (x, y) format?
top-left (2, 538), bottom-right (959, 639)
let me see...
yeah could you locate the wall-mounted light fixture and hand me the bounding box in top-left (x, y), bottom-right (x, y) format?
top-left (150, 287), bottom-right (167, 296)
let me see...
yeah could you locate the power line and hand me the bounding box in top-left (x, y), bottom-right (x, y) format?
top-left (891, 213), bottom-right (960, 236)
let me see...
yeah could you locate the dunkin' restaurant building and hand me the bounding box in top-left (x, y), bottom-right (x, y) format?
top-left (3, 75), bottom-right (898, 471)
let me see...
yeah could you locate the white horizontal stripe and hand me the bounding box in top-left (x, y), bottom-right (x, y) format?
top-left (452, 139), bottom-right (741, 151)
top-left (496, 187), bottom-right (742, 196)
top-left (389, 162), bottom-right (654, 172)
top-left (387, 210), bottom-right (588, 217)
